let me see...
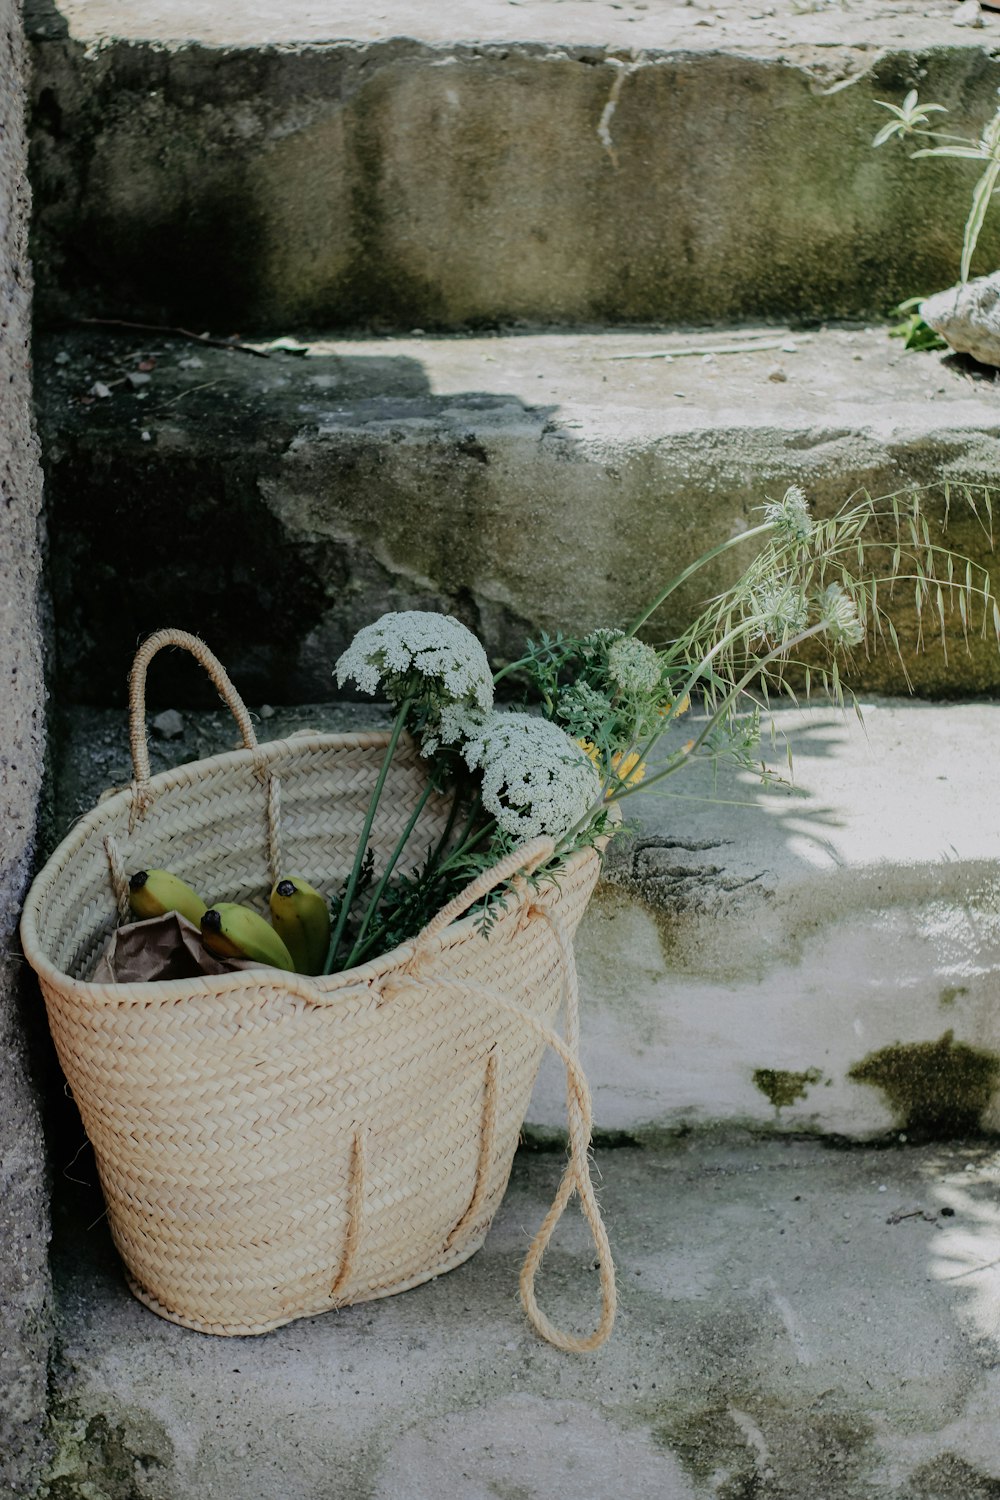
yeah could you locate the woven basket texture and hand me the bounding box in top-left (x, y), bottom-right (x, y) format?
top-left (22, 712), bottom-right (603, 1339)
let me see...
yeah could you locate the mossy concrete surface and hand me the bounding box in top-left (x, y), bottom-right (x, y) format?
top-left (24, 1), bottom-right (1000, 330)
top-left (850, 1032), bottom-right (1000, 1140)
top-left (41, 1137), bottom-right (1000, 1499)
top-left (33, 327), bottom-right (1000, 707)
top-left (48, 697), bottom-right (1000, 1144)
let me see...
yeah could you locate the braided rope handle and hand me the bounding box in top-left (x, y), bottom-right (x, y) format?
top-left (522, 905), bottom-right (615, 1351)
top-left (409, 836), bottom-right (615, 1349)
top-left (127, 629), bottom-right (261, 820)
top-left (413, 836), bottom-right (556, 948)
top-left (401, 942), bottom-right (615, 1350)
top-left (388, 889), bottom-right (616, 1353)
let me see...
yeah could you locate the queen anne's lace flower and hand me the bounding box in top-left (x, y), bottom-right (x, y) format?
top-left (606, 635), bottom-right (662, 695)
top-left (582, 627), bottom-right (625, 656)
top-left (764, 485), bottom-right (814, 543)
top-left (420, 702), bottom-right (490, 759)
top-left (751, 581), bottom-right (810, 639)
top-left (471, 712), bottom-right (602, 842)
top-left (556, 681), bottom-right (613, 738)
top-left (818, 583), bottom-right (864, 647)
top-left (335, 611), bottom-right (494, 712)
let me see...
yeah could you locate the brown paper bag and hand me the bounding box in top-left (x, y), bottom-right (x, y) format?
top-left (92, 912), bottom-right (274, 984)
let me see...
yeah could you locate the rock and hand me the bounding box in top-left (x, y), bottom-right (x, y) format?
top-left (922, 273), bottom-right (1000, 365)
top-left (767, 364), bottom-right (787, 382)
top-left (258, 703), bottom-right (275, 719)
top-left (151, 708), bottom-right (184, 739)
top-left (952, 0), bottom-right (984, 24)
top-left (932, 274), bottom-right (1000, 356)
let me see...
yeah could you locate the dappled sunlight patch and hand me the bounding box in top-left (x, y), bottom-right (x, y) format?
top-left (927, 1150), bottom-right (1000, 1348)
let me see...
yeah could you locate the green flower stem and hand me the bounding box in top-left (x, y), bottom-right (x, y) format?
top-left (436, 814), bottom-right (497, 870)
top-left (492, 655), bottom-right (534, 686)
top-left (324, 694), bottom-right (414, 975)
top-left (556, 618), bottom-right (830, 850)
top-left (346, 811), bottom-right (500, 969)
top-left (342, 780), bottom-right (436, 970)
top-left (611, 621), bottom-right (830, 806)
top-left (629, 608), bottom-right (784, 768)
top-left (628, 519), bottom-right (777, 635)
top-left (427, 786), bottom-right (475, 873)
top-left (443, 796), bottom-right (488, 865)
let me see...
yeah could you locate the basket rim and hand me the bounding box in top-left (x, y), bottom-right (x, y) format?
top-left (21, 727), bottom-right (598, 1005)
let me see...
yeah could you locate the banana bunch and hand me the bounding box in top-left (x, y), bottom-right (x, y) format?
top-left (128, 868), bottom-right (331, 976)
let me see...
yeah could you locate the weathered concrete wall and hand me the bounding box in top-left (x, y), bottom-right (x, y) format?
top-left (24, 10), bottom-right (1000, 331)
top-left (0, 1), bottom-right (52, 1492)
top-left (33, 328), bottom-right (1000, 707)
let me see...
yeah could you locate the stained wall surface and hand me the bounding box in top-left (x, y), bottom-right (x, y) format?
top-left (0, 0), bottom-right (52, 1490)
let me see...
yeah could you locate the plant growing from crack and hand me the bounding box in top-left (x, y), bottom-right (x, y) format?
top-left (873, 87), bottom-right (1000, 345)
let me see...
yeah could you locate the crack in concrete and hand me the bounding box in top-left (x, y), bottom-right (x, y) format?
top-left (596, 51), bottom-right (645, 167)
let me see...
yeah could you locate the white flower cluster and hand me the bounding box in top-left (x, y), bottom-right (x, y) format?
top-left (751, 580), bottom-right (809, 639)
top-left (817, 583), bottom-right (864, 647)
top-left (582, 627), bottom-right (625, 655)
top-left (462, 711), bottom-right (601, 842)
top-left (606, 635), bottom-right (662, 695)
top-left (764, 485), bottom-right (814, 543)
top-left (335, 611), bottom-right (494, 710)
top-left (420, 701), bottom-right (490, 758)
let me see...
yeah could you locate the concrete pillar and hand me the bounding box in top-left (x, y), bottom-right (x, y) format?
top-left (0, 0), bottom-right (53, 1491)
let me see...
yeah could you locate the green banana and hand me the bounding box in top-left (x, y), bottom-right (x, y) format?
top-left (269, 876), bottom-right (331, 976)
top-left (200, 903), bottom-right (295, 971)
top-left (129, 868), bottom-right (207, 927)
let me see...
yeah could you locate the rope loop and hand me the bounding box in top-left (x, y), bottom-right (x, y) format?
top-left (104, 835), bottom-right (131, 925)
top-left (120, 628), bottom-right (282, 894)
top-left (384, 906), bottom-right (616, 1353)
top-left (126, 629), bottom-right (260, 825)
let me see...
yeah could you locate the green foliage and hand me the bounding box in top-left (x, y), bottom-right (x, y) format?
top-left (874, 87), bottom-right (1000, 283)
top-left (889, 298), bottom-right (948, 352)
top-left (327, 482), bottom-right (999, 972)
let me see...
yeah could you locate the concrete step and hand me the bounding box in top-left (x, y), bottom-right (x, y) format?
top-left (49, 695), bottom-right (1000, 1145)
top-left (27, 1), bottom-right (1000, 329)
top-left (44, 1136), bottom-right (1000, 1499)
top-left (35, 325), bottom-right (1000, 705)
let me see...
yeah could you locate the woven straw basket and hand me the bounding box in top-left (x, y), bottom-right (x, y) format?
top-left (21, 630), bottom-right (616, 1352)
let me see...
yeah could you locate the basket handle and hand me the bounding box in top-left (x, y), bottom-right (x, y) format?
top-left (127, 629), bottom-right (260, 819)
top-left (386, 900), bottom-right (616, 1353)
top-left (412, 836), bottom-right (556, 950)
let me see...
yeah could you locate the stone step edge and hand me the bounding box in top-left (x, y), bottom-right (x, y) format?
top-left (35, 327), bottom-right (1000, 705)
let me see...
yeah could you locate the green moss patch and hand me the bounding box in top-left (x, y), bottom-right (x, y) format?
top-left (752, 1067), bottom-right (823, 1111)
top-left (849, 1031), bottom-right (1000, 1139)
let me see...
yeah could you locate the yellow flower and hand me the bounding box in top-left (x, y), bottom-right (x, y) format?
top-left (577, 739), bottom-right (647, 789)
top-left (659, 693), bottom-right (691, 718)
top-left (611, 750), bottom-right (646, 787)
